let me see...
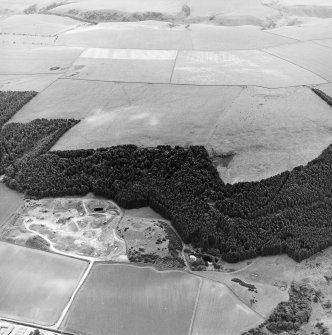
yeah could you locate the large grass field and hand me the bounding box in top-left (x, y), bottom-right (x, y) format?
top-left (62, 263), bottom-right (201, 335)
top-left (62, 263), bottom-right (264, 335)
top-left (10, 80), bottom-right (332, 182)
top-left (198, 247), bottom-right (332, 332)
top-left (62, 264), bottom-right (200, 335)
top-left (192, 280), bottom-right (262, 335)
top-left (0, 241), bottom-right (87, 326)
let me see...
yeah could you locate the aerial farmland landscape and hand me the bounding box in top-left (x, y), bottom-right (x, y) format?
top-left (0, 0), bottom-right (332, 334)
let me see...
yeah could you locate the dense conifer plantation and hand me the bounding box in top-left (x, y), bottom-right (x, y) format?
top-left (1, 91), bottom-right (331, 263)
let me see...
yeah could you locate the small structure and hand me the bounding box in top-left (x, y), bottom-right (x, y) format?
top-left (189, 255), bottom-right (197, 262)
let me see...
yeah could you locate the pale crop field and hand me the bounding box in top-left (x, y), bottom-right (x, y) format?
top-left (62, 263), bottom-right (201, 335)
top-left (0, 241), bottom-right (87, 326)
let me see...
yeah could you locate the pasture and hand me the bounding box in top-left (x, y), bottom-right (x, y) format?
top-left (0, 45), bottom-right (83, 75)
top-left (171, 49), bottom-right (325, 87)
top-left (65, 48), bottom-right (177, 83)
top-left (271, 18), bottom-right (332, 41)
top-left (265, 41), bottom-right (332, 82)
top-left (198, 247), bottom-right (332, 329)
top-left (13, 81), bottom-right (332, 183)
top-left (60, 47), bottom-right (326, 87)
top-left (0, 241), bottom-right (87, 326)
top-left (1, 14), bottom-right (83, 36)
top-left (192, 280), bottom-right (263, 335)
top-left (55, 22), bottom-right (295, 51)
top-left (0, 74), bottom-right (60, 92)
top-left (56, 22), bottom-right (193, 50)
top-left (62, 263), bottom-right (200, 335)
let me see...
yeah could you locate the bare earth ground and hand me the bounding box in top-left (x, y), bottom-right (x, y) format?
top-left (1, 198), bottom-right (127, 261)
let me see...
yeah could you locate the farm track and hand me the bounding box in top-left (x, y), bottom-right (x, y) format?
top-left (0, 239), bottom-right (264, 334)
top-left (53, 260), bottom-right (94, 329)
top-left (188, 278), bottom-right (203, 335)
top-left (0, 195), bottom-right (264, 332)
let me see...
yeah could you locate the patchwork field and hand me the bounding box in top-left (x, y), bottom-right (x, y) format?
top-left (59, 47), bottom-right (327, 87)
top-left (2, 2), bottom-right (331, 186)
top-left (11, 81), bottom-right (332, 183)
top-left (62, 263), bottom-right (200, 335)
top-left (0, 241), bottom-right (87, 326)
top-left (56, 21), bottom-right (193, 50)
top-left (171, 49), bottom-right (325, 87)
top-left (1, 198), bottom-right (127, 261)
top-left (55, 21), bottom-right (296, 51)
top-left (189, 24), bottom-right (295, 51)
top-left (0, 1), bottom-right (332, 334)
top-left (0, 45), bottom-right (83, 75)
top-left (271, 17), bottom-right (332, 41)
top-left (65, 48), bottom-right (178, 83)
top-left (62, 263), bottom-right (263, 335)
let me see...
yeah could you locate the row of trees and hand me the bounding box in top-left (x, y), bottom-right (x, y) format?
top-left (1, 90), bottom-right (331, 264)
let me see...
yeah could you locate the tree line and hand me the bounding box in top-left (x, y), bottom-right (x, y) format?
top-left (243, 283), bottom-right (315, 335)
top-left (0, 90), bottom-right (331, 263)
